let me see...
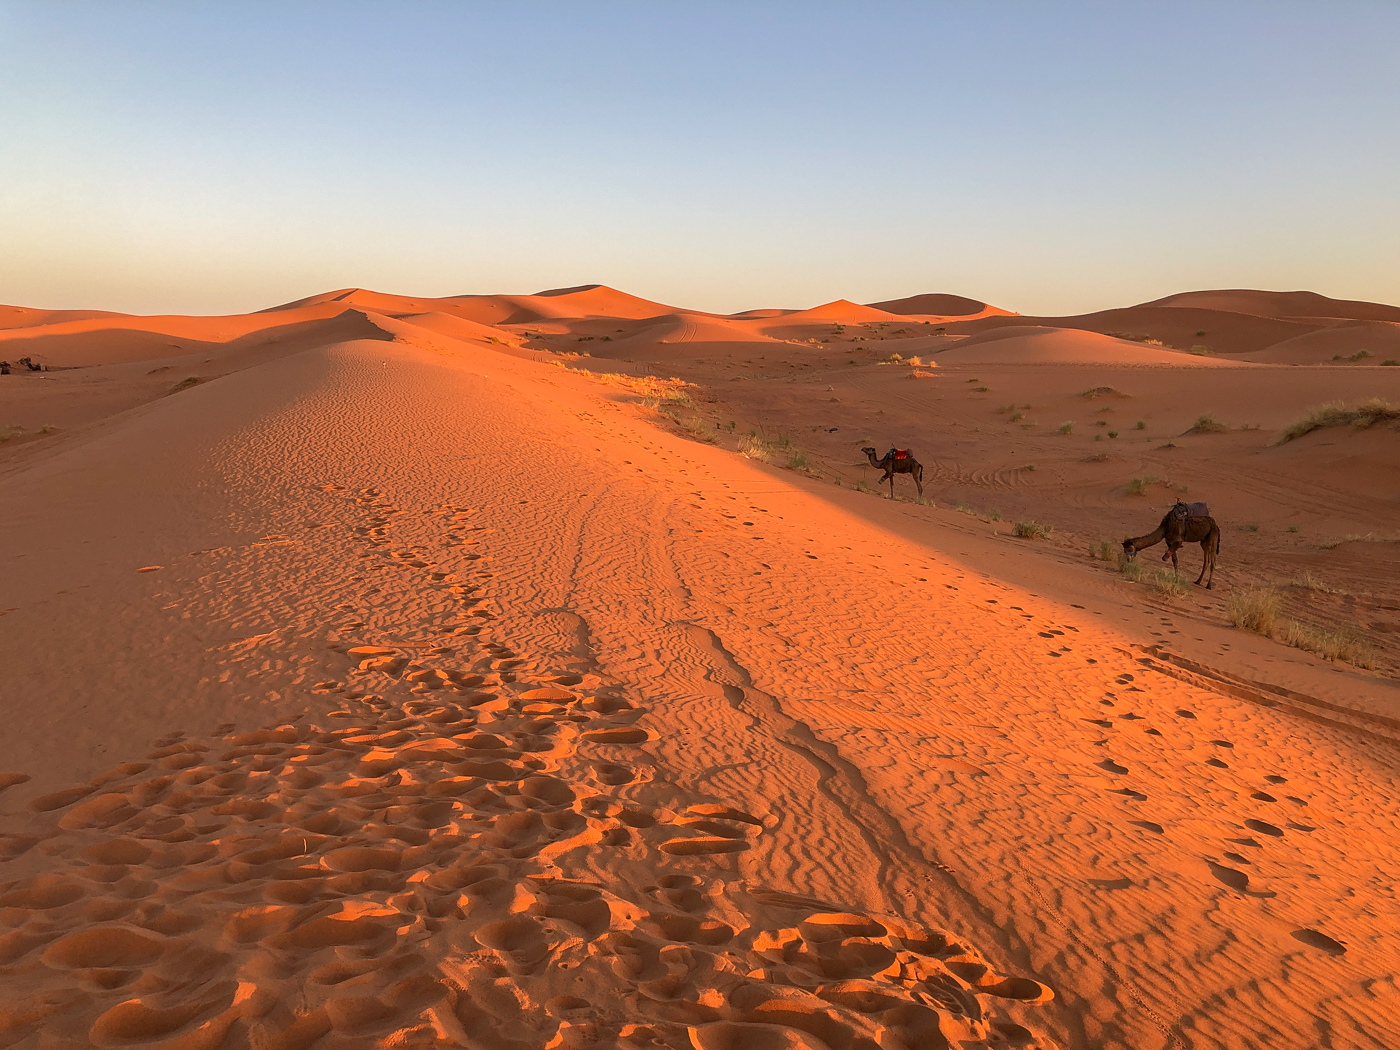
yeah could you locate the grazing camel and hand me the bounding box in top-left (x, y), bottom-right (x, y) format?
top-left (1122, 501), bottom-right (1221, 588)
top-left (861, 446), bottom-right (924, 499)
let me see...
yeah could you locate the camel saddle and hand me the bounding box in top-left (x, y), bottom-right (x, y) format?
top-left (1172, 500), bottom-right (1210, 519)
top-left (887, 447), bottom-right (912, 461)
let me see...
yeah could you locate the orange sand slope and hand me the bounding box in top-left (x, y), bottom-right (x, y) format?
top-left (1, 288), bottom-right (1398, 1050)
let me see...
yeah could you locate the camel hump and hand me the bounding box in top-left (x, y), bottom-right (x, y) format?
top-left (889, 447), bottom-right (912, 460)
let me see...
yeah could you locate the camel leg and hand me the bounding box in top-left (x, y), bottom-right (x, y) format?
top-left (915, 467), bottom-right (923, 498)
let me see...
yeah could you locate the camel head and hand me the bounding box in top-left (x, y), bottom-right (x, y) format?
top-left (860, 447), bottom-right (876, 456)
top-left (1121, 538), bottom-right (1138, 558)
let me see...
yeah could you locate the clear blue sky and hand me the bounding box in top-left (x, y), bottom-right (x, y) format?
top-left (2, 2), bottom-right (1397, 316)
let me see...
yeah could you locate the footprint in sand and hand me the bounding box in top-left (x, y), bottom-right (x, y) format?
top-left (1291, 929), bottom-right (1346, 955)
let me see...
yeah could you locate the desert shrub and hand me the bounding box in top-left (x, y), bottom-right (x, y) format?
top-left (737, 432), bottom-right (772, 462)
top-left (1384, 359), bottom-right (1399, 367)
top-left (1008, 411), bottom-right (1024, 422)
top-left (1244, 523), bottom-right (1259, 531)
top-left (0, 424), bottom-right (22, 443)
top-left (1091, 539), bottom-right (1115, 561)
top-left (1014, 520), bottom-right (1052, 540)
top-left (1275, 398), bottom-right (1400, 444)
top-left (887, 353), bottom-right (904, 364)
top-left (1227, 587), bottom-right (1282, 635)
top-left (1116, 550), bottom-right (1145, 581)
top-left (906, 355), bottom-right (922, 366)
top-left (1351, 349), bottom-right (1370, 361)
top-left (786, 451), bottom-right (811, 471)
top-left (1279, 621), bottom-right (1373, 667)
top-left (680, 416), bottom-right (717, 443)
top-left (1084, 452), bottom-right (1110, 462)
top-left (974, 385), bottom-right (988, 392)
top-left (988, 509), bottom-right (1003, 521)
top-left (1058, 421), bottom-right (1074, 435)
top-left (1125, 476), bottom-right (1157, 496)
top-left (1154, 570), bottom-right (1191, 598)
top-left (1135, 420), bottom-right (1146, 430)
top-left (1080, 386), bottom-right (1125, 399)
top-left (1108, 430), bottom-right (1119, 438)
top-left (1189, 345), bottom-right (1213, 355)
top-left (1287, 524), bottom-right (1300, 533)
top-left (1188, 413), bottom-right (1228, 434)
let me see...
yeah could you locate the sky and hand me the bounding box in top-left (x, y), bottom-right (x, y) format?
top-left (2, 1), bottom-right (1398, 316)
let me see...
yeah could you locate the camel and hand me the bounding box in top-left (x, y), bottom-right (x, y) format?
top-left (1122, 501), bottom-right (1221, 588)
top-left (861, 446), bottom-right (924, 500)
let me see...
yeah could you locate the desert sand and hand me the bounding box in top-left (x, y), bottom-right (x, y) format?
top-left (1, 285), bottom-right (1398, 1050)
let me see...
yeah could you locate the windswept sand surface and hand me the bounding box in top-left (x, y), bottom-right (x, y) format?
top-left (2, 289), bottom-right (1399, 1049)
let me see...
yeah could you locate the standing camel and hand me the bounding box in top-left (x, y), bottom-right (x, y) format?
top-left (861, 446), bottom-right (924, 500)
top-left (1122, 501), bottom-right (1221, 588)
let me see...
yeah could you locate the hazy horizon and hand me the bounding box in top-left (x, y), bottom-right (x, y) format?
top-left (3, 1), bottom-right (1398, 317)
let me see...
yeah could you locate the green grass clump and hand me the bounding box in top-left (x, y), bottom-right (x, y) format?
top-left (1135, 420), bottom-right (1146, 430)
top-left (1008, 411), bottom-right (1024, 422)
top-left (786, 451), bottom-right (812, 471)
top-left (1116, 550), bottom-right (1145, 581)
top-left (1125, 476), bottom-right (1158, 496)
top-left (1090, 539), bottom-right (1115, 561)
top-left (1188, 413), bottom-right (1228, 434)
top-left (1275, 398), bottom-right (1400, 444)
top-left (1014, 520), bottom-right (1052, 540)
top-left (1153, 569), bottom-right (1191, 598)
top-left (1108, 430), bottom-right (1119, 438)
top-left (1058, 421), bottom-right (1074, 435)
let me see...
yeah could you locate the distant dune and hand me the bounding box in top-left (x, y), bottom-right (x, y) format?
top-left (867, 292), bottom-right (1016, 319)
top-left (1143, 288), bottom-right (1400, 324)
top-left (936, 325), bottom-right (1241, 366)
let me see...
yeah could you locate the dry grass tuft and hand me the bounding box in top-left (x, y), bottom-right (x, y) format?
top-left (1278, 621), bottom-right (1373, 668)
top-left (1013, 520), bottom-right (1052, 540)
top-left (1227, 586), bottom-right (1282, 635)
top-left (1275, 398), bottom-right (1400, 444)
top-left (737, 432), bottom-right (772, 462)
top-left (1080, 386), bottom-right (1127, 399)
top-left (1187, 413), bottom-right (1228, 434)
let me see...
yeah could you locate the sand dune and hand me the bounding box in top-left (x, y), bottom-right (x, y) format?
top-left (1144, 288), bottom-right (1400, 324)
top-left (0, 305), bottom-right (126, 331)
top-left (1239, 318), bottom-right (1400, 364)
top-left (867, 293), bottom-right (1016, 319)
top-left (2, 284), bottom-right (1399, 1050)
top-left (935, 326), bottom-right (1244, 366)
